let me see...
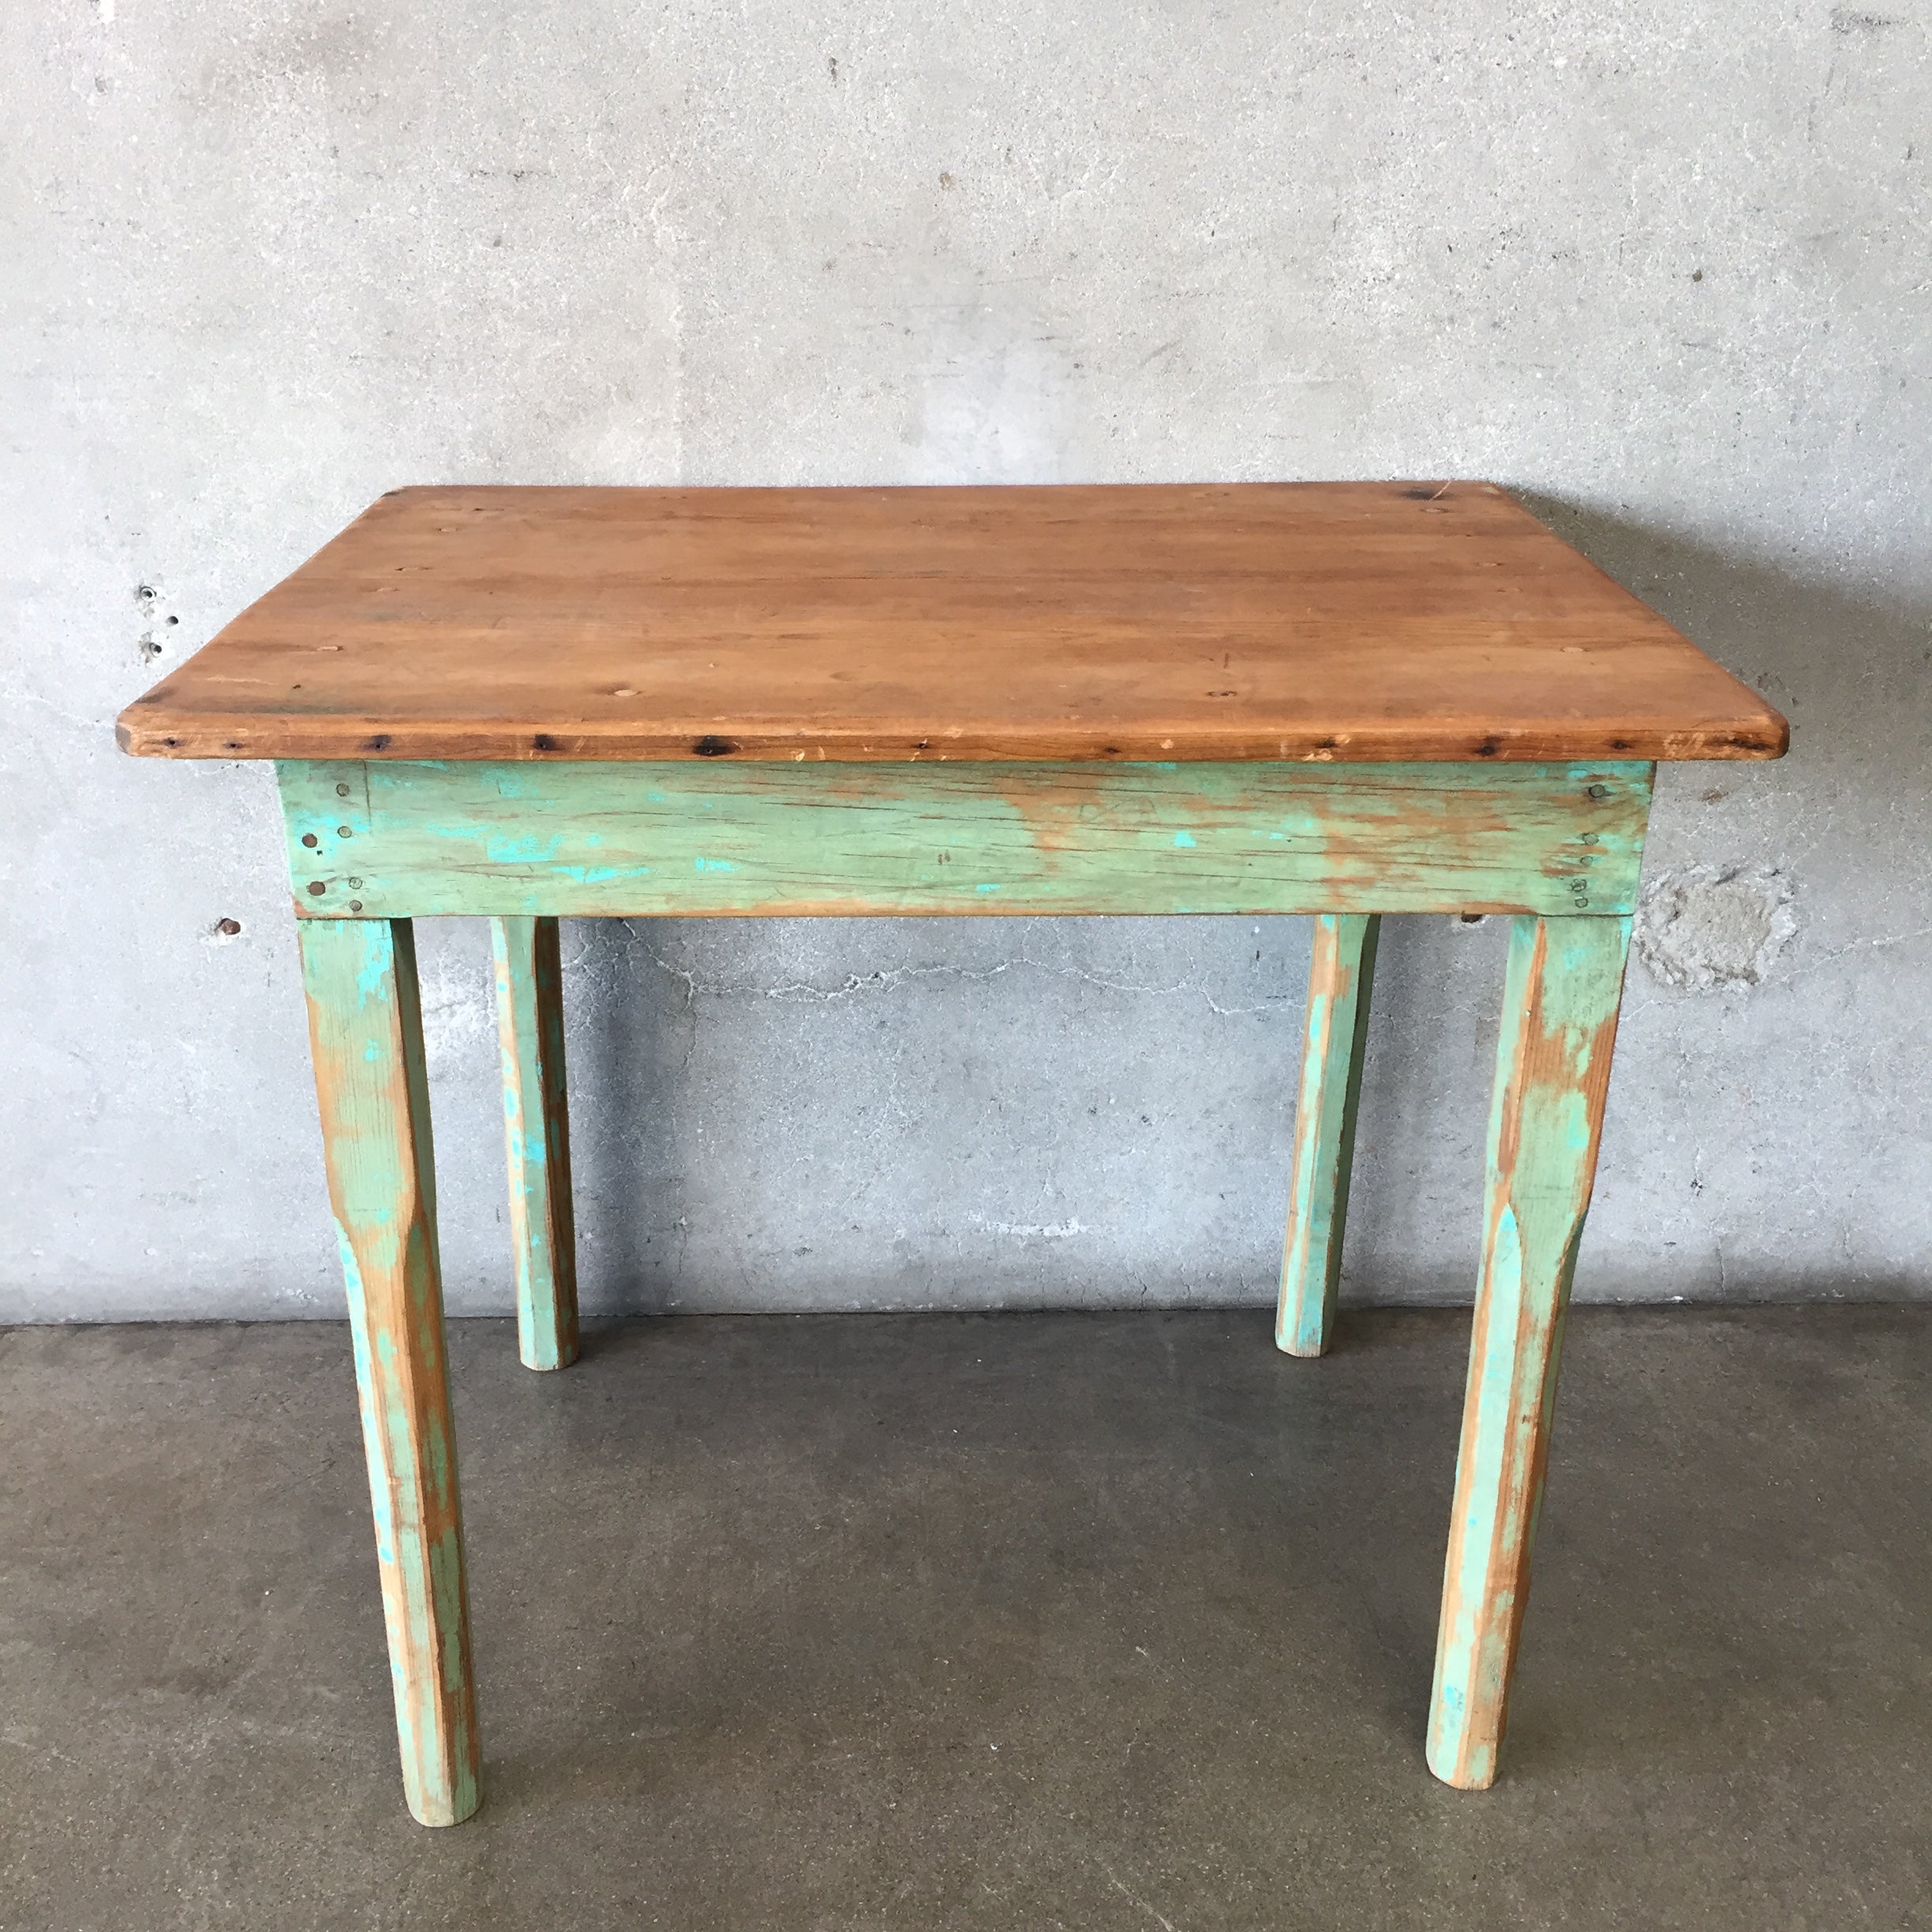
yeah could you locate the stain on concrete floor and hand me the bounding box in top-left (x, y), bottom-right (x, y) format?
top-left (1, 1307), bottom-right (1927, 1930)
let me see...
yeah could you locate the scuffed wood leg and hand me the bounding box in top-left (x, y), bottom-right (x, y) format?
top-left (489, 915), bottom-right (580, 1371)
top-left (299, 918), bottom-right (482, 1826)
top-left (1276, 913), bottom-right (1380, 1357)
top-left (1427, 914), bottom-right (1631, 1791)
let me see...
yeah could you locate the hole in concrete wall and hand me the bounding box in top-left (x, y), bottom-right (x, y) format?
top-left (135, 582), bottom-right (183, 664)
top-left (1634, 863), bottom-right (1795, 991)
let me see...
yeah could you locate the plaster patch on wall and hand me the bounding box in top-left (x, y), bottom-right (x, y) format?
top-left (1635, 864), bottom-right (1796, 992)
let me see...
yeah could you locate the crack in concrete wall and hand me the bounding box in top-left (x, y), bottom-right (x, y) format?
top-left (634, 943), bottom-right (1299, 1019)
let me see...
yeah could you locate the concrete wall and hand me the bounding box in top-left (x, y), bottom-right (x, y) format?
top-left (5, 1), bottom-right (1927, 1321)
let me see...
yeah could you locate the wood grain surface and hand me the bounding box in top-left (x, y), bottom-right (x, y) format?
top-left (1275, 912), bottom-right (1380, 1359)
top-left (119, 484), bottom-right (1786, 764)
top-left (275, 757), bottom-right (1653, 920)
top-left (1427, 913), bottom-right (1632, 1792)
top-left (489, 915), bottom-right (579, 1373)
top-left (298, 916), bottom-right (481, 1826)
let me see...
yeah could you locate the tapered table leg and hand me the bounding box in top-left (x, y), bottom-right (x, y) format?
top-left (298, 917), bottom-right (481, 1826)
top-left (1427, 914), bottom-right (1631, 1790)
top-left (1276, 913), bottom-right (1380, 1357)
top-left (490, 915), bottom-right (580, 1371)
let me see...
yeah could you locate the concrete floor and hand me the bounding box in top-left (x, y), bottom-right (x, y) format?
top-left (2, 1308), bottom-right (1927, 1930)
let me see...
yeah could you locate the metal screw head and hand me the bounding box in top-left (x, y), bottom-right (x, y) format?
top-left (346, 877), bottom-right (363, 889)
top-left (337, 826), bottom-right (353, 838)
top-left (307, 881), bottom-right (326, 895)
top-left (335, 783), bottom-right (351, 797)
top-left (301, 833), bottom-right (319, 848)
top-left (1586, 784), bottom-right (1609, 799)
top-left (348, 900), bottom-right (363, 912)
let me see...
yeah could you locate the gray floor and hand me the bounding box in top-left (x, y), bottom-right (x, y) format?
top-left (2, 1308), bottom-right (1927, 1930)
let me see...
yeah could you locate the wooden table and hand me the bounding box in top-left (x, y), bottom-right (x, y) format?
top-left (119, 481), bottom-right (1787, 1825)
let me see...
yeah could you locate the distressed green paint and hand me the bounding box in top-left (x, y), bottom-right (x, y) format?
top-left (1426, 913), bottom-right (1632, 1792)
top-left (1275, 912), bottom-right (1380, 1358)
top-left (298, 917), bottom-right (482, 1826)
top-left (276, 759), bottom-right (1652, 920)
top-left (489, 915), bottom-right (580, 1372)
top-left (272, 755), bottom-right (1662, 1811)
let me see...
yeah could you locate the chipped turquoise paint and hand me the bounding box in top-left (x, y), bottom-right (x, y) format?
top-left (338, 1230), bottom-right (398, 1563)
top-left (299, 917), bottom-right (481, 1826)
top-left (274, 757), bottom-right (1657, 1815)
top-left (489, 916), bottom-right (580, 1373)
top-left (276, 757), bottom-right (1661, 1808)
top-left (484, 832), bottom-right (565, 863)
top-left (425, 1398), bottom-right (452, 1499)
top-left (1425, 913), bottom-right (1632, 1792)
top-left (274, 758), bottom-right (1652, 920)
top-left (432, 1530), bottom-right (470, 1697)
top-left (1275, 913), bottom-right (1380, 1358)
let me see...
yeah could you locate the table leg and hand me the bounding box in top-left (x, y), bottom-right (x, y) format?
top-left (298, 917), bottom-right (482, 1826)
top-left (1426, 914), bottom-right (1631, 1789)
top-left (1275, 912), bottom-right (1380, 1358)
top-left (489, 915), bottom-right (580, 1371)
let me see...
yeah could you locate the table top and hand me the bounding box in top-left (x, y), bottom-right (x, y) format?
top-left (117, 482), bottom-right (1786, 765)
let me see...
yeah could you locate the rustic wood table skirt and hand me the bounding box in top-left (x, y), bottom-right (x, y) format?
top-left (286, 752), bottom-right (1645, 1823)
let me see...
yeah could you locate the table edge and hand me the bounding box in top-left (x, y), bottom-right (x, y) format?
top-left (114, 713), bottom-right (1790, 763)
